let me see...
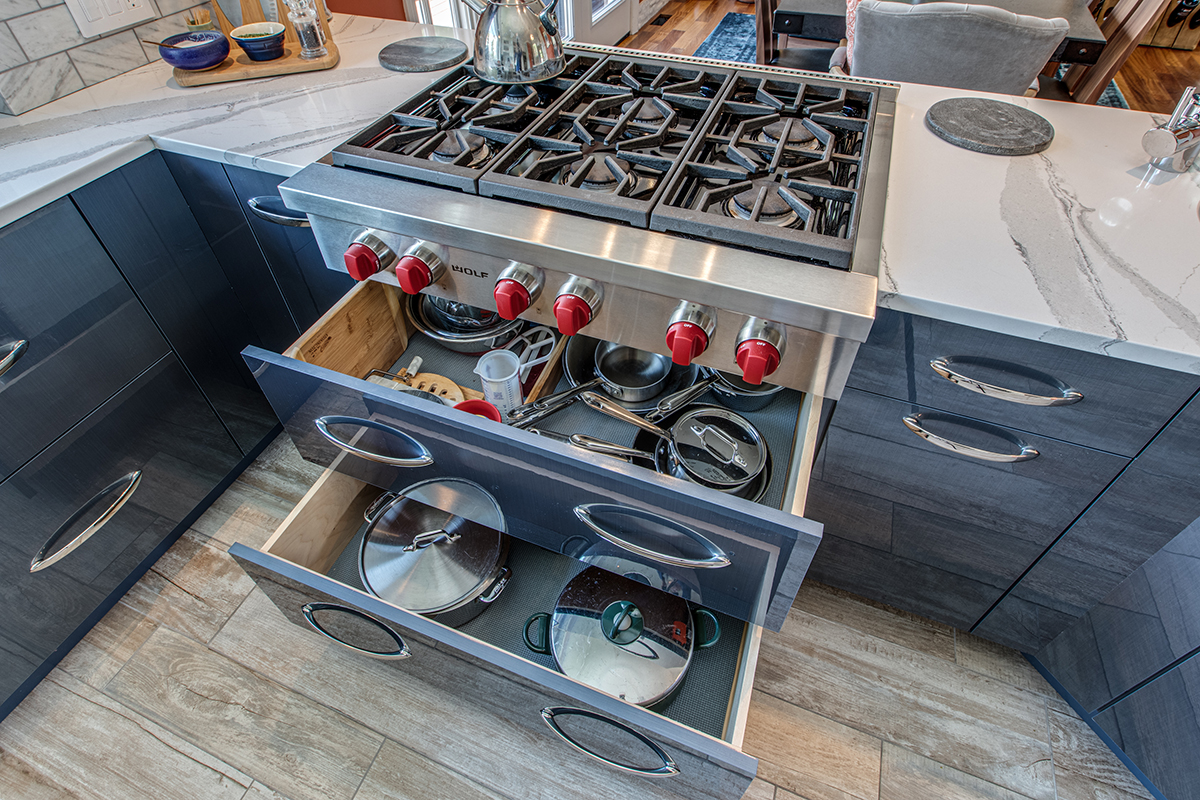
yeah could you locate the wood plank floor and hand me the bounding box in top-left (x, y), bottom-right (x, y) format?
top-left (0, 434), bottom-right (1155, 800)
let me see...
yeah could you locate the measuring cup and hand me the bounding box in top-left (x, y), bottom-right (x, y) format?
top-left (474, 349), bottom-right (523, 414)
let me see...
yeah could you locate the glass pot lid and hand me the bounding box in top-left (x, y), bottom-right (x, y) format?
top-left (359, 478), bottom-right (507, 614)
top-left (550, 567), bottom-right (695, 706)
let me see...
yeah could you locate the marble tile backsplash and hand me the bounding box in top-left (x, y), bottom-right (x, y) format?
top-left (0, 0), bottom-right (208, 114)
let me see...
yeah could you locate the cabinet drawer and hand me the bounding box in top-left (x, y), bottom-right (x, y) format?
top-left (244, 279), bottom-right (824, 632)
top-left (0, 199), bottom-right (170, 479)
top-left (848, 309), bottom-right (1200, 457)
top-left (804, 388), bottom-right (1130, 630)
top-left (230, 468), bottom-right (760, 800)
top-left (0, 355), bottom-right (240, 703)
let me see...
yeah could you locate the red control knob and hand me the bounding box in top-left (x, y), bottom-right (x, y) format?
top-left (736, 339), bottom-right (781, 385)
top-left (344, 243), bottom-right (381, 281)
top-left (665, 321), bottom-right (709, 366)
top-left (554, 294), bottom-right (593, 336)
top-left (395, 255), bottom-right (434, 295)
top-left (494, 279), bottom-right (531, 321)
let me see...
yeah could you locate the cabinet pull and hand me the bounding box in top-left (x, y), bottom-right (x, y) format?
top-left (301, 602), bottom-right (411, 660)
top-left (30, 470), bottom-right (142, 573)
top-left (246, 196), bottom-right (311, 227)
top-left (315, 416), bottom-right (434, 467)
top-left (540, 707), bottom-right (679, 777)
top-left (929, 358), bottom-right (1083, 406)
top-left (0, 339), bottom-right (28, 378)
top-left (902, 416), bottom-right (1039, 463)
top-left (573, 504), bottom-right (731, 569)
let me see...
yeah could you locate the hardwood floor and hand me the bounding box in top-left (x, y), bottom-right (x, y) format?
top-left (0, 433), bottom-right (1155, 800)
top-left (1116, 44), bottom-right (1200, 114)
top-left (621, 0), bottom-right (749, 55)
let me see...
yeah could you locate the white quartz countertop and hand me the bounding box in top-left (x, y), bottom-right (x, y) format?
top-left (3, 30), bottom-right (1198, 374)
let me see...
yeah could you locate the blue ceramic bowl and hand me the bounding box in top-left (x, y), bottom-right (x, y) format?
top-left (230, 22), bottom-right (286, 62)
top-left (159, 31), bottom-right (230, 71)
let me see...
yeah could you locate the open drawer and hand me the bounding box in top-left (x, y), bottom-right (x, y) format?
top-left (230, 467), bottom-right (762, 800)
top-left (243, 278), bottom-right (824, 631)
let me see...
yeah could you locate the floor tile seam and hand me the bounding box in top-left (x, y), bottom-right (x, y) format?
top-left (881, 739), bottom-right (1046, 800)
top-left (782, 606), bottom-right (980, 673)
top-left (350, 735), bottom-right (515, 800)
top-left (1043, 706), bottom-right (1154, 799)
top-left (1043, 698), bottom-right (1061, 800)
top-left (207, 582), bottom-right (260, 646)
top-left (348, 736), bottom-right (385, 800)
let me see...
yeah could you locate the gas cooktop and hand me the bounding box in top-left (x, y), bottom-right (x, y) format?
top-left (332, 47), bottom-right (890, 268)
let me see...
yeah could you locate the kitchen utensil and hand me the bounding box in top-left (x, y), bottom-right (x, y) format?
top-left (645, 376), bottom-right (720, 423)
top-left (507, 326), bottom-right (558, 383)
top-left (407, 294), bottom-right (523, 354)
top-left (378, 37), bottom-right (469, 73)
top-left (425, 296), bottom-right (502, 331)
top-left (186, 8), bottom-right (214, 30)
top-left (560, 336), bottom-right (698, 415)
top-left (144, 38), bottom-right (186, 48)
top-left (581, 392), bottom-right (767, 491)
top-left (230, 22), bottom-right (286, 61)
top-left (454, 399), bottom-right (503, 422)
top-left (473, 349), bottom-right (522, 413)
top-left (359, 478), bottom-right (511, 628)
top-left (705, 368), bottom-right (786, 413)
top-left (523, 566), bottom-right (719, 707)
top-left (459, 0), bottom-right (565, 84)
top-left (280, 0), bottom-right (326, 59)
top-left (155, 32), bottom-right (230, 70)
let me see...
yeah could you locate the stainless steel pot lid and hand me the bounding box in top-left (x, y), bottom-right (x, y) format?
top-left (548, 567), bottom-right (695, 706)
top-left (670, 406), bottom-right (767, 486)
top-left (359, 478), bottom-right (507, 615)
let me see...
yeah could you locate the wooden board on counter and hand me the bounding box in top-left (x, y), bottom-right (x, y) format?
top-left (174, 0), bottom-right (339, 87)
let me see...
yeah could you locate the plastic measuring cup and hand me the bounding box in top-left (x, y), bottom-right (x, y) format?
top-left (473, 349), bottom-right (523, 414)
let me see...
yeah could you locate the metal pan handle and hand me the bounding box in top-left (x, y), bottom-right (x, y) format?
top-left (539, 707), bottom-right (679, 777)
top-left (301, 602), bottom-right (411, 660)
top-left (580, 392), bottom-right (672, 441)
top-left (315, 416), bottom-right (434, 467)
top-left (574, 503), bottom-right (731, 569)
top-left (30, 471), bottom-right (142, 573)
top-left (644, 376), bottom-right (718, 423)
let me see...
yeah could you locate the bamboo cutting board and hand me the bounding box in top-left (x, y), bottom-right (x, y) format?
top-left (174, 0), bottom-right (339, 87)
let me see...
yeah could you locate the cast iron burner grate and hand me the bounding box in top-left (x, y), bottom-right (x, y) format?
top-left (475, 56), bottom-right (734, 226)
top-left (650, 72), bottom-right (878, 268)
top-left (331, 53), bottom-right (604, 191)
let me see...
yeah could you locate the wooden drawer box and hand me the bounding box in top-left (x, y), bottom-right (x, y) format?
top-left (231, 466), bottom-right (764, 800)
top-left (242, 277), bottom-right (826, 632)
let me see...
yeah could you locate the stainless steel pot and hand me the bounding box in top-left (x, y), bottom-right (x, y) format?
top-left (461, 0), bottom-right (565, 84)
top-left (523, 566), bottom-right (719, 707)
top-left (359, 478), bottom-right (511, 628)
top-left (407, 294), bottom-right (523, 354)
top-left (706, 368), bottom-right (785, 412)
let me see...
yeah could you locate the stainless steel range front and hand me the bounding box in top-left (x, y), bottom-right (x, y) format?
top-left (278, 44), bottom-right (897, 399)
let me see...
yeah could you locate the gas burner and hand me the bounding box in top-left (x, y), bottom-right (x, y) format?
top-left (432, 130), bottom-right (491, 167)
top-left (620, 98), bottom-right (666, 123)
top-left (756, 120), bottom-right (820, 150)
top-left (565, 156), bottom-right (639, 193)
top-left (722, 182), bottom-right (801, 227)
top-left (504, 84), bottom-right (535, 103)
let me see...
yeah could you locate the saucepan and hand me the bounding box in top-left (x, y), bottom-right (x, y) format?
top-left (645, 368), bottom-right (785, 422)
top-left (580, 391), bottom-right (769, 495)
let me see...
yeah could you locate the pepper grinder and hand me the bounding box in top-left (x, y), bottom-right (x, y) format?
top-left (282, 0), bottom-right (327, 59)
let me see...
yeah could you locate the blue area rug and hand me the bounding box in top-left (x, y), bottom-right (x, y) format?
top-left (694, 11), bottom-right (1129, 109)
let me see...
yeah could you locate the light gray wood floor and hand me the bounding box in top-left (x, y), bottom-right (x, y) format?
top-left (0, 434), bottom-right (1155, 800)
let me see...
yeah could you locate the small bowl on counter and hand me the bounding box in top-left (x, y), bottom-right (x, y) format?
top-left (158, 31), bottom-right (230, 71)
top-left (230, 22), bottom-right (286, 62)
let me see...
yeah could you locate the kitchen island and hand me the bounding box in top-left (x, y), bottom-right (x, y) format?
top-left (1, 18), bottom-right (1197, 800)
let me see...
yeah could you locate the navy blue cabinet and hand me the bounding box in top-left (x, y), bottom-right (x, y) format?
top-left (0, 199), bottom-right (169, 480)
top-left (71, 152), bottom-right (279, 454)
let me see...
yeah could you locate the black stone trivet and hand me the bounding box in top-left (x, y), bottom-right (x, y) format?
top-left (925, 97), bottom-right (1055, 156)
top-left (379, 37), bottom-right (469, 73)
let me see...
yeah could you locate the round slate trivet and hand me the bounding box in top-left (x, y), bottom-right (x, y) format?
top-left (379, 37), bottom-right (469, 73)
top-left (925, 98), bottom-right (1054, 156)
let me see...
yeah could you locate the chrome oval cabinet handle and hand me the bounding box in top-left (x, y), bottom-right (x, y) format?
top-left (314, 416), bottom-right (434, 468)
top-left (0, 339), bottom-right (29, 378)
top-left (539, 707), bottom-right (679, 777)
top-left (300, 602), bottom-right (411, 660)
top-left (929, 358), bottom-right (1083, 406)
top-left (246, 196), bottom-right (311, 227)
top-left (902, 416), bottom-right (1039, 463)
top-left (30, 470), bottom-right (142, 573)
top-left (573, 504), bottom-right (731, 569)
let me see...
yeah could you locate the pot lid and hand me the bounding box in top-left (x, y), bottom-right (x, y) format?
top-left (670, 407), bottom-right (767, 487)
top-left (550, 567), bottom-right (694, 706)
top-left (360, 478), bottom-right (506, 614)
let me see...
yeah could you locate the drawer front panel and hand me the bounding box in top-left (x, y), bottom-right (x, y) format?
top-left (804, 388), bottom-right (1129, 630)
top-left (245, 346), bottom-right (820, 632)
top-left (0, 356), bottom-right (240, 700)
top-left (848, 309), bottom-right (1200, 456)
top-left (231, 544), bottom-right (756, 800)
top-left (0, 198), bottom-right (170, 479)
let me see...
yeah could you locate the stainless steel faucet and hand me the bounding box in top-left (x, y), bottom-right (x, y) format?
top-left (1143, 87), bottom-right (1200, 173)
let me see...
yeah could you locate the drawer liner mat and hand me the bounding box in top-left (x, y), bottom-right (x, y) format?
top-left (389, 333), bottom-right (803, 512)
top-left (328, 529), bottom-right (744, 741)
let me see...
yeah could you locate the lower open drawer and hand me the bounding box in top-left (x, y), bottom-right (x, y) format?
top-left (230, 465), bottom-right (761, 800)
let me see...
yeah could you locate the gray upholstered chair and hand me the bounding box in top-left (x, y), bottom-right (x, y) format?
top-left (830, 0), bottom-right (1069, 96)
